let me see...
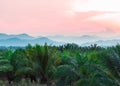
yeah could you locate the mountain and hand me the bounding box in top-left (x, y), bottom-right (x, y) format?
top-left (47, 35), bottom-right (101, 45)
top-left (0, 33), bottom-right (120, 47)
top-left (0, 33), bottom-right (65, 46)
top-left (0, 33), bottom-right (34, 40)
top-left (14, 33), bottom-right (34, 39)
top-left (81, 39), bottom-right (120, 47)
top-left (0, 33), bottom-right (61, 46)
top-left (47, 35), bottom-right (120, 47)
top-left (0, 37), bottom-right (61, 46)
top-left (0, 33), bottom-right (10, 39)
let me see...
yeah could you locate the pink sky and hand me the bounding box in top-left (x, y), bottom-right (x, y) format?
top-left (0, 0), bottom-right (120, 36)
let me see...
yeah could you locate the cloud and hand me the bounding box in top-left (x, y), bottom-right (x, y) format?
top-left (86, 12), bottom-right (120, 32)
top-left (71, 0), bottom-right (120, 12)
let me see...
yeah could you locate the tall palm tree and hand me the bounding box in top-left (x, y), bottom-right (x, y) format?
top-left (26, 43), bottom-right (50, 83)
top-left (0, 56), bottom-right (13, 82)
top-left (10, 49), bottom-right (34, 80)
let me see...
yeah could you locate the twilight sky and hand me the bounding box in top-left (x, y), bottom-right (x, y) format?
top-left (0, 0), bottom-right (120, 36)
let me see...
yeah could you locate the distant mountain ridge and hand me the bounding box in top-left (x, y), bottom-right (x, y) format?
top-left (0, 33), bottom-right (34, 39)
top-left (81, 39), bottom-right (120, 47)
top-left (0, 37), bottom-right (60, 46)
top-left (0, 33), bottom-right (120, 47)
top-left (0, 33), bottom-right (62, 46)
top-left (47, 35), bottom-right (120, 47)
top-left (47, 35), bottom-right (102, 44)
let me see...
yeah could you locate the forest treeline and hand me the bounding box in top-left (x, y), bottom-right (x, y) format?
top-left (0, 43), bottom-right (120, 86)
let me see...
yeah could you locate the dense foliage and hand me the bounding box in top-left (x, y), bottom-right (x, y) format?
top-left (0, 43), bottom-right (120, 86)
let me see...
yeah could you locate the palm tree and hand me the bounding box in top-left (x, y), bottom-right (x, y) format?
top-left (99, 50), bottom-right (120, 85)
top-left (0, 56), bottom-right (13, 82)
top-left (26, 43), bottom-right (50, 83)
top-left (74, 50), bottom-right (118, 86)
top-left (10, 49), bottom-right (34, 81)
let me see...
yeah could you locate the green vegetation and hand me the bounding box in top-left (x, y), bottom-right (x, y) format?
top-left (0, 43), bottom-right (120, 86)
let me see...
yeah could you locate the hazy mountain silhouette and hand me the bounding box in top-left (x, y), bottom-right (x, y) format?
top-left (0, 34), bottom-right (61, 46)
top-left (81, 39), bottom-right (120, 47)
top-left (47, 35), bottom-right (101, 44)
top-left (48, 35), bottom-right (120, 47)
top-left (0, 33), bottom-right (119, 47)
top-left (0, 38), bottom-right (59, 46)
top-left (0, 33), bottom-right (33, 39)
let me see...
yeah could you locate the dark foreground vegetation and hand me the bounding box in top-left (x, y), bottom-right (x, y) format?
top-left (0, 43), bottom-right (120, 86)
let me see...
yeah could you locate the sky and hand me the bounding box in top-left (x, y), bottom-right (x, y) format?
top-left (0, 0), bottom-right (120, 36)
